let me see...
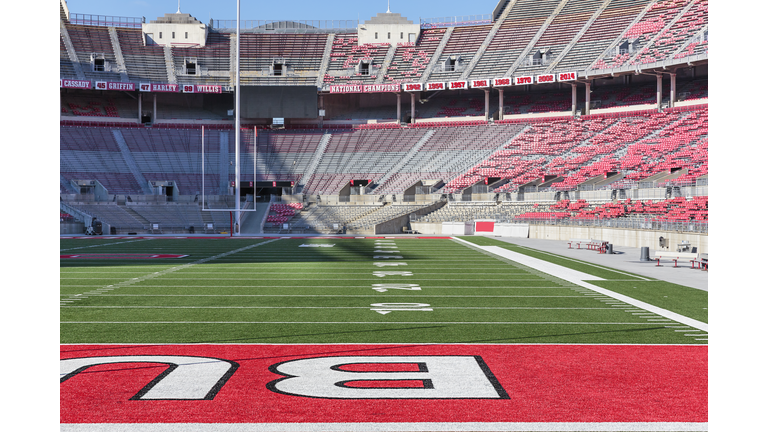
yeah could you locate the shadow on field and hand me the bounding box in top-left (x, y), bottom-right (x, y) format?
top-left (59, 238), bottom-right (452, 268)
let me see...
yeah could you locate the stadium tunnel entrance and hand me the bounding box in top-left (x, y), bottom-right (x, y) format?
top-left (237, 181), bottom-right (294, 202)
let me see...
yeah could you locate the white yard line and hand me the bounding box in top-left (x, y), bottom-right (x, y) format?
top-left (59, 239), bottom-right (280, 305)
top-left (61, 422), bottom-right (707, 431)
top-left (62, 306), bottom-right (623, 310)
top-left (60, 238), bottom-right (151, 252)
top-left (61, 321), bottom-right (678, 325)
top-left (452, 238), bottom-right (708, 332)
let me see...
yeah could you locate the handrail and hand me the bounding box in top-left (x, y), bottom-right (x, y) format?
top-left (68, 13), bottom-right (144, 28)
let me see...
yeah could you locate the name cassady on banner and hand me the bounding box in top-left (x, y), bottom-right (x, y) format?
top-left (61, 344), bottom-right (707, 425)
top-left (60, 79), bottom-right (91, 90)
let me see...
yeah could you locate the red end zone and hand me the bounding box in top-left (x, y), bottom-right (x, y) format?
top-left (61, 344), bottom-right (707, 425)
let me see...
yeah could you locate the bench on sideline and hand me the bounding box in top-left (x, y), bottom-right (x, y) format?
top-left (653, 251), bottom-right (706, 270)
top-left (568, 239), bottom-right (609, 253)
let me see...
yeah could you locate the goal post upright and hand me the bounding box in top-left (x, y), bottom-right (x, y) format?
top-left (199, 0), bottom-right (257, 234)
top-left (234, 0), bottom-right (241, 235)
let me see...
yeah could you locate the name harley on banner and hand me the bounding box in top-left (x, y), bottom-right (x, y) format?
top-left (139, 83), bottom-right (180, 93)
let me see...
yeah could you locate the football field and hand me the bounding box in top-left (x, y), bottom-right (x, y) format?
top-left (60, 236), bottom-right (708, 431)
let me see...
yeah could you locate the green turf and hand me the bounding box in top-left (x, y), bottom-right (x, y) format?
top-left (457, 236), bottom-right (708, 323)
top-left (60, 237), bottom-right (707, 345)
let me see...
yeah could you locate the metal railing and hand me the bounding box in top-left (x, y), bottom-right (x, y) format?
top-left (211, 19), bottom-right (358, 31)
top-left (511, 217), bottom-right (708, 234)
top-left (68, 13), bottom-right (144, 28)
top-left (420, 15), bottom-right (492, 29)
top-left (413, 213), bottom-right (707, 234)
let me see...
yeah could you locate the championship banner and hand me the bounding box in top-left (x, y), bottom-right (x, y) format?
top-left (60, 79), bottom-right (91, 90)
top-left (139, 83), bottom-right (179, 93)
top-left (470, 79), bottom-right (491, 89)
top-left (329, 83), bottom-right (401, 94)
top-left (447, 80), bottom-right (468, 90)
top-left (558, 72), bottom-right (578, 82)
top-left (403, 83), bottom-right (423, 92)
top-left (95, 81), bottom-right (136, 91)
top-left (425, 82), bottom-right (446, 91)
top-left (514, 76), bottom-right (534, 85)
top-left (492, 77), bottom-right (513, 87)
top-left (536, 74), bottom-right (555, 84)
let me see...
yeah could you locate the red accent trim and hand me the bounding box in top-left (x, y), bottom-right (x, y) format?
top-left (61, 344), bottom-right (707, 424)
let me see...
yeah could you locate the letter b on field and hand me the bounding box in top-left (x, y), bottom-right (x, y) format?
top-left (268, 356), bottom-right (508, 399)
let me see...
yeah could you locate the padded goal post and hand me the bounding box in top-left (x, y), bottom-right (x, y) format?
top-left (201, 125), bottom-right (259, 213)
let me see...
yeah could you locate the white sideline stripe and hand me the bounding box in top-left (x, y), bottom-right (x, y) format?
top-left (452, 238), bottom-right (708, 333)
top-left (60, 422), bottom-right (708, 432)
top-left (515, 244), bottom-right (654, 282)
top-left (451, 239), bottom-right (605, 282)
top-left (61, 321), bottom-right (676, 325)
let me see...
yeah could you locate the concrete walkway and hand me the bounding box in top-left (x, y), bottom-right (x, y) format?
top-left (489, 237), bottom-right (708, 292)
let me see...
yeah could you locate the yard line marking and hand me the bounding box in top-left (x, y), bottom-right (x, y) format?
top-left (91, 294), bottom-right (597, 298)
top-left (61, 321), bottom-right (678, 325)
top-left (59, 238), bottom-right (151, 252)
top-left (60, 277), bottom-right (551, 281)
top-left (452, 238), bottom-right (708, 332)
top-left (59, 422), bottom-right (709, 432)
top-left (59, 239), bottom-right (279, 306)
top-left (62, 306), bottom-right (623, 310)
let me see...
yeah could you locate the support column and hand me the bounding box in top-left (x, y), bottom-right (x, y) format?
top-left (656, 74), bottom-right (663, 110)
top-left (498, 88), bottom-right (504, 121)
top-left (670, 72), bottom-right (676, 108)
top-left (411, 92), bottom-right (416, 124)
top-left (484, 89), bottom-right (490, 121)
top-left (571, 83), bottom-right (577, 116)
top-left (319, 94), bottom-right (324, 127)
top-left (153, 94), bottom-right (157, 123)
top-left (138, 93), bottom-right (142, 123)
top-left (584, 82), bottom-right (591, 116)
top-left (396, 92), bottom-right (402, 124)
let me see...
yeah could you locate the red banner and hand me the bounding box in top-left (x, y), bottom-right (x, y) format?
top-left (425, 82), bottom-right (446, 91)
top-left (182, 84), bottom-right (222, 94)
top-left (139, 83), bottom-right (180, 93)
top-left (329, 84), bottom-right (401, 94)
top-left (60, 79), bottom-right (91, 89)
top-left (95, 81), bottom-right (136, 91)
top-left (470, 79), bottom-right (491, 89)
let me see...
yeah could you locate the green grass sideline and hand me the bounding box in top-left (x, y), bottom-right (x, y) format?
top-left (457, 236), bottom-right (708, 323)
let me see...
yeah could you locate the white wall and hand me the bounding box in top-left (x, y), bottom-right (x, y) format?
top-left (142, 23), bottom-right (207, 47)
top-left (357, 23), bottom-right (420, 46)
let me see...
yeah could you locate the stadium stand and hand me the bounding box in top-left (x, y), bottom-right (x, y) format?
top-left (60, 0), bottom-right (707, 240)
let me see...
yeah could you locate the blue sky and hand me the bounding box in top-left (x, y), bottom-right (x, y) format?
top-left (63, 0), bottom-right (500, 24)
